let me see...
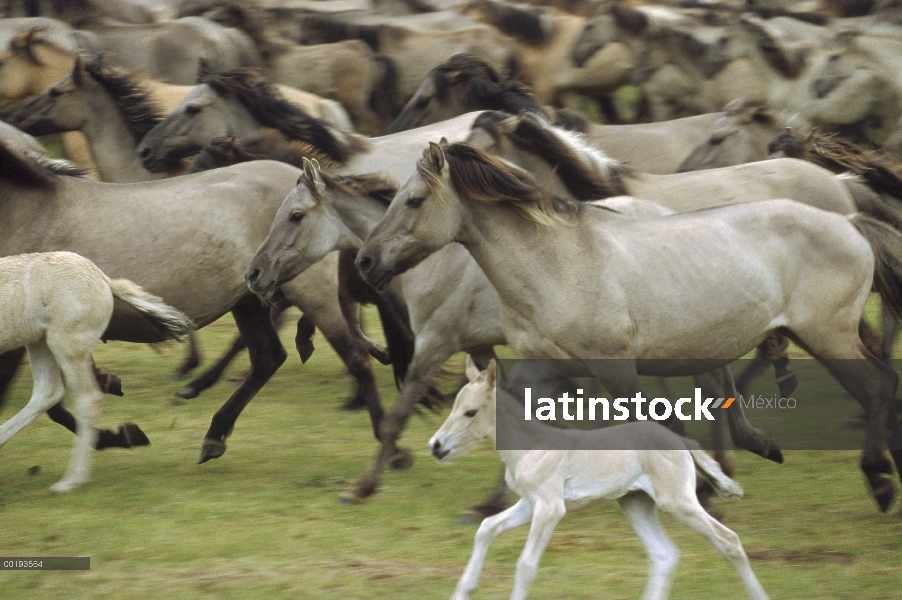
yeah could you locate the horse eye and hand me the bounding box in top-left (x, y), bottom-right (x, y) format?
top-left (185, 105), bottom-right (201, 115)
top-left (406, 197), bottom-right (425, 208)
top-left (464, 409), bottom-right (478, 418)
top-left (289, 212), bottom-right (305, 223)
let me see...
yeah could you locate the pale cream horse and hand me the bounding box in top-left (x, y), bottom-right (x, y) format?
top-left (0, 252), bottom-right (193, 492)
top-left (430, 358), bottom-right (767, 600)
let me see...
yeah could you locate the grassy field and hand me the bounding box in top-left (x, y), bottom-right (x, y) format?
top-left (1, 307), bottom-right (902, 599)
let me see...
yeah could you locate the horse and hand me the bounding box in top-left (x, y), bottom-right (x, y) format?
top-left (135, 66), bottom-right (488, 179)
top-left (676, 98), bottom-right (786, 172)
top-left (430, 357), bottom-right (768, 600)
top-left (0, 252), bottom-right (193, 492)
top-left (0, 138), bottom-right (390, 466)
top-left (356, 139), bottom-right (902, 512)
top-left (239, 125), bottom-right (790, 512)
top-left (387, 54), bottom-right (724, 174)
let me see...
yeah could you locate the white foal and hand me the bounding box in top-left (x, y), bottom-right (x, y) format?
top-left (429, 358), bottom-right (768, 600)
top-left (0, 252), bottom-right (193, 492)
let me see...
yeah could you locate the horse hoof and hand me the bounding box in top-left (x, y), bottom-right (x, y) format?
top-left (336, 493), bottom-right (361, 505)
top-left (764, 442), bottom-right (784, 464)
top-left (873, 479), bottom-right (896, 512)
top-left (368, 345), bottom-right (392, 365)
top-left (198, 439), bottom-right (226, 464)
top-left (297, 342), bottom-right (315, 364)
top-left (176, 386), bottom-right (200, 400)
top-left (389, 449), bottom-right (415, 471)
top-left (777, 373), bottom-right (798, 398)
top-left (120, 423), bottom-right (150, 448)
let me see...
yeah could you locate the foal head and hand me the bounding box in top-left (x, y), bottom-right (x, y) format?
top-left (429, 357), bottom-right (497, 461)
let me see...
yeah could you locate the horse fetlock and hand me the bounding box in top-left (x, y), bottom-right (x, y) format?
top-left (388, 448), bottom-right (415, 471)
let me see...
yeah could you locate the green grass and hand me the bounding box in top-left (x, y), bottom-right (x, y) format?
top-left (1, 306), bottom-right (902, 599)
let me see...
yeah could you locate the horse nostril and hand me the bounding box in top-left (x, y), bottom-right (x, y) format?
top-left (138, 147), bottom-right (151, 160)
top-left (356, 253), bottom-right (374, 275)
top-left (246, 268), bottom-right (261, 285)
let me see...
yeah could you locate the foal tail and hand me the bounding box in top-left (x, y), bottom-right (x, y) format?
top-left (104, 277), bottom-right (195, 341)
top-left (689, 448), bottom-right (744, 500)
top-left (849, 213), bottom-right (902, 321)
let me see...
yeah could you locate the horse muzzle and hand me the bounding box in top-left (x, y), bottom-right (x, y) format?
top-left (355, 249), bottom-right (395, 291)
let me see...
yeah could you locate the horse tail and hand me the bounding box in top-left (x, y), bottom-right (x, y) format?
top-left (689, 448), bottom-right (744, 500)
top-left (850, 213), bottom-right (902, 321)
top-left (370, 54), bottom-right (401, 123)
top-left (842, 174), bottom-right (902, 232)
top-left (104, 277), bottom-right (195, 341)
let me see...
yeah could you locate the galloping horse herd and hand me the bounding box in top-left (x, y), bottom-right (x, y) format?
top-left (4, 0), bottom-right (902, 597)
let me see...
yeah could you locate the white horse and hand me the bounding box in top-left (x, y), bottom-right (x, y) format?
top-left (357, 141), bottom-right (902, 512)
top-left (0, 252), bottom-right (193, 492)
top-left (430, 357), bottom-right (768, 600)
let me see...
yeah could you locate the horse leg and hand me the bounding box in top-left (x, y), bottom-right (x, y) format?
top-left (510, 498), bottom-right (566, 600)
top-left (451, 499), bottom-right (534, 600)
top-left (660, 496), bottom-right (768, 600)
top-left (47, 343), bottom-right (102, 493)
top-left (199, 295), bottom-right (287, 463)
top-left (0, 347), bottom-right (26, 407)
top-left (818, 357), bottom-right (901, 511)
top-left (0, 343), bottom-right (64, 450)
top-left (339, 333), bottom-right (455, 502)
top-left (295, 313), bottom-right (316, 363)
top-left (881, 304), bottom-right (897, 360)
top-left (718, 366), bottom-right (784, 464)
top-left (170, 331), bottom-right (202, 380)
top-left (177, 334), bottom-right (247, 399)
top-left (618, 492), bottom-right (680, 600)
top-left (338, 249), bottom-right (391, 367)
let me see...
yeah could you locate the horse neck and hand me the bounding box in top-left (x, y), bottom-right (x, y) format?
top-left (78, 86), bottom-right (164, 182)
top-left (328, 190), bottom-right (389, 243)
top-left (457, 197), bottom-right (580, 318)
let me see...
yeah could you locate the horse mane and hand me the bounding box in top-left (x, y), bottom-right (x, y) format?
top-left (187, 129), bottom-right (338, 173)
top-left (298, 15), bottom-right (381, 50)
top-left (769, 129), bottom-right (902, 200)
top-left (551, 108), bottom-right (590, 133)
top-left (84, 55), bottom-right (165, 144)
top-left (425, 142), bottom-right (581, 227)
top-left (0, 139), bottom-right (86, 188)
top-left (472, 111), bottom-right (626, 201)
top-left (177, 0), bottom-right (278, 60)
top-left (199, 67), bottom-right (367, 163)
top-left (308, 170), bottom-right (399, 207)
top-left (431, 54), bottom-right (546, 116)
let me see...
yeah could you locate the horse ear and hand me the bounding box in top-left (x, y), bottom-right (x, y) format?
top-left (428, 141), bottom-right (445, 173)
top-left (485, 359), bottom-right (497, 388)
top-left (302, 157), bottom-right (325, 197)
top-left (465, 355), bottom-right (481, 382)
top-left (439, 137), bottom-right (448, 145)
top-left (11, 28), bottom-right (42, 65)
top-left (71, 54), bottom-right (86, 87)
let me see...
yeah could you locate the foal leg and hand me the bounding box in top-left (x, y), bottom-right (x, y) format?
top-left (170, 331), bottom-right (202, 380)
top-left (48, 345), bottom-right (103, 493)
top-left (618, 492), bottom-right (679, 600)
top-left (662, 496), bottom-right (768, 600)
top-left (0, 343), bottom-right (64, 449)
top-left (199, 296), bottom-right (287, 463)
top-left (452, 499), bottom-right (535, 600)
top-left (510, 498), bottom-right (566, 600)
